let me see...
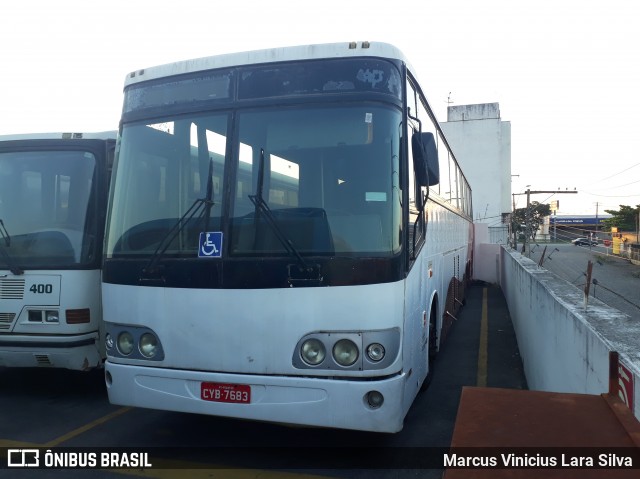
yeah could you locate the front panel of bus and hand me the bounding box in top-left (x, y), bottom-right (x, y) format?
top-left (0, 139), bottom-right (112, 370)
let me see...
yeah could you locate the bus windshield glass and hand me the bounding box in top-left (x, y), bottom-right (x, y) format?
top-left (106, 105), bottom-right (402, 259)
top-left (106, 115), bottom-right (228, 258)
top-left (0, 150), bottom-right (97, 268)
top-left (231, 105), bottom-right (402, 256)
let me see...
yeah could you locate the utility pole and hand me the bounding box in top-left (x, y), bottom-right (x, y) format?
top-left (523, 189), bottom-right (531, 255)
top-left (514, 189), bottom-right (578, 257)
top-left (512, 193), bottom-right (517, 249)
top-left (510, 174), bottom-right (520, 250)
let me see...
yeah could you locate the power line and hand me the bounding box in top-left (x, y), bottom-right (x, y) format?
top-left (582, 190), bottom-right (640, 198)
top-left (586, 178), bottom-right (640, 190)
top-left (605, 179), bottom-right (640, 188)
top-left (595, 162), bottom-right (640, 182)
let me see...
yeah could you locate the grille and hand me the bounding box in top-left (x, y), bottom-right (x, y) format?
top-left (34, 354), bottom-right (52, 366)
top-left (0, 312), bottom-right (16, 331)
top-left (0, 279), bottom-right (25, 299)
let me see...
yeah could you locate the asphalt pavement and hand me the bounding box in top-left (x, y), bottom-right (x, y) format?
top-left (526, 243), bottom-right (640, 319)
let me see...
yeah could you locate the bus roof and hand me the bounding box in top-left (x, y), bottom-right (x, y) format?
top-left (0, 131), bottom-right (117, 142)
top-left (124, 41), bottom-right (416, 87)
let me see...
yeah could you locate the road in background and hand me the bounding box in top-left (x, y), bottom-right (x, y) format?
top-left (527, 243), bottom-right (640, 319)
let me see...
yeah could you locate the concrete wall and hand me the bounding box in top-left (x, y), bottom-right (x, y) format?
top-left (499, 246), bottom-right (640, 419)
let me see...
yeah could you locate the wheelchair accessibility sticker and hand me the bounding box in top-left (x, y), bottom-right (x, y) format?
top-left (198, 232), bottom-right (223, 258)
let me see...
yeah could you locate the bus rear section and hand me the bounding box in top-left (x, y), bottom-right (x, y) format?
top-left (0, 132), bottom-right (115, 370)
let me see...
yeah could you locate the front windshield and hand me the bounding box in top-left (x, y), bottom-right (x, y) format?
top-left (106, 105), bottom-right (402, 259)
top-left (106, 115), bottom-right (228, 257)
top-left (231, 105), bottom-right (402, 256)
top-left (0, 150), bottom-right (97, 268)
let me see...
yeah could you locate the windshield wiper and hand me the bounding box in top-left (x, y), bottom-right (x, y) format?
top-left (0, 219), bottom-right (11, 247)
top-left (0, 219), bottom-right (24, 275)
top-left (248, 148), bottom-right (321, 284)
top-left (140, 157), bottom-right (215, 282)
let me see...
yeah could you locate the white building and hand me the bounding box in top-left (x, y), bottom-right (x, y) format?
top-left (440, 103), bottom-right (512, 244)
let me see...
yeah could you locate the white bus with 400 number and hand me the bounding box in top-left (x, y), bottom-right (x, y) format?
top-left (0, 132), bottom-right (115, 370)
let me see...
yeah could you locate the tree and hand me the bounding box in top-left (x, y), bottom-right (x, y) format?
top-left (601, 205), bottom-right (640, 232)
top-left (512, 201), bottom-right (551, 242)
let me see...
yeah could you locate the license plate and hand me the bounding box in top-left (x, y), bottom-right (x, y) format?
top-left (201, 382), bottom-right (251, 404)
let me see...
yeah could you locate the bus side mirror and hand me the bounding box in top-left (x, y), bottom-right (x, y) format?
top-left (411, 132), bottom-right (439, 186)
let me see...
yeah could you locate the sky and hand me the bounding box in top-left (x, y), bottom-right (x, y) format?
top-left (1, 0), bottom-right (639, 217)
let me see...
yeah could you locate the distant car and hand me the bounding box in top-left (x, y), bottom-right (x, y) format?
top-left (572, 238), bottom-right (598, 246)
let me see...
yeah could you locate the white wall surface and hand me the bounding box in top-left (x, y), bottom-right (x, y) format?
top-left (499, 247), bottom-right (640, 419)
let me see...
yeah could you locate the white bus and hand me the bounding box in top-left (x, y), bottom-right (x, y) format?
top-left (0, 132), bottom-right (116, 370)
top-left (103, 42), bottom-right (473, 432)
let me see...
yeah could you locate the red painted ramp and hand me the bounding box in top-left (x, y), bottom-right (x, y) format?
top-left (445, 356), bottom-right (640, 478)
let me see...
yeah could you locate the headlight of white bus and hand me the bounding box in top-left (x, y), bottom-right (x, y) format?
top-left (333, 339), bottom-right (359, 366)
top-left (105, 324), bottom-right (164, 361)
top-left (300, 338), bottom-right (326, 365)
top-left (292, 328), bottom-right (399, 371)
top-left (117, 332), bottom-right (135, 356)
top-left (366, 343), bottom-right (385, 362)
top-left (139, 333), bottom-right (159, 358)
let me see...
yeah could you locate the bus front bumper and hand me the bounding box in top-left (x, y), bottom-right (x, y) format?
top-left (105, 361), bottom-right (408, 433)
top-left (0, 333), bottom-right (102, 370)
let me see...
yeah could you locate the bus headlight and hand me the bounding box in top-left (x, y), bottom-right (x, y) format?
top-left (333, 339), bottom-right (359, 366)
top-left (45, 310), bottom-right (60, 323)
top-left (366, 343), bottom-right (385, 362)
top-left (301, 338), bottom-right (326, 365)
top-left (293, 328), bottom-right (398, 370)
top-left (117, 331), bottom-right (135, 356)
top-left (105, 324), bottom-right (165, 360)
top-left (139, 333), bottom-right (159, 358)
